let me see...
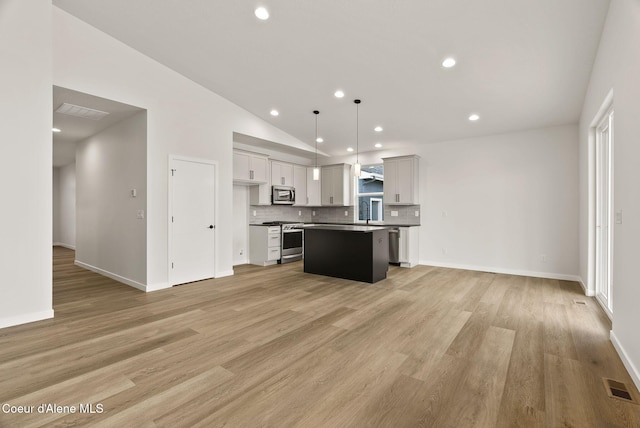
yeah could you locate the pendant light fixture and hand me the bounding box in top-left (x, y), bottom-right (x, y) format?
top-left (354, 99), bottom-right (362, 177)
top-left (313, 110), bottom-right (320, 181)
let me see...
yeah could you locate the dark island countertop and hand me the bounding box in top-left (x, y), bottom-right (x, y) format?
top-left (302, 224), bottom-right (388, 232)
top-left (305, 222), bottom-right (420, 228)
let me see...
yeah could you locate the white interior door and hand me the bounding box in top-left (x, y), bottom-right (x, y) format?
top-left (170, 157), bottom-right (216, 285)
top-left (595, 109), bottom-right (613, 314)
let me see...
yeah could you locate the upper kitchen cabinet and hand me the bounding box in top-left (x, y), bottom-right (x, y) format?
top-left (293, 165), bottom-right (307, 206)
top-left (383, 155), bottom-right (419, 205)
top-left (321, 163), bottom-right (351, 206)
top-left (306, 167), bottom-right (322, 206)
top-left (233, 150), bottom-right (268, 184)
top-left (271, 160), bottom-right (293, 187)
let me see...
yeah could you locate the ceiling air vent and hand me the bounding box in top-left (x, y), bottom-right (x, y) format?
top-left (55, 103), bottom-right (110, 120)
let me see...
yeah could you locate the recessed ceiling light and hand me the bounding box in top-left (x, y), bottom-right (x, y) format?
top-left (374, 126), bottom-right (383, 132)
top-left (270, 109), bottom-right (279, 116)
top-left (347, 147), bottom-right (354, 152)
top-left (442, 57), bottom-right (456, 68)
top-left (254, 7), bottom-right (269, 20)
top-left (334, 90), bottom-right (345, 98)
top-left (468, 113), bottom-right (480, 121)
top-left (374, 143), bottom-right (382, 148)
top-left (52, 128), bottom-right (61, 133)
top-left (316, 137), bottom-right (323, 143)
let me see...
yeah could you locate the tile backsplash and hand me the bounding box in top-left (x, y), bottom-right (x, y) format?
top-left (249, 205), bottom-right (313, 223)
top-left (250, 204), bottom-right (420, 225)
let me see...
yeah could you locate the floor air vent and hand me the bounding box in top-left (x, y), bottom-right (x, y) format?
top-left (573, 299), bottom-right (587, 305)
top-left (603, 378), bottom-right (637, 404)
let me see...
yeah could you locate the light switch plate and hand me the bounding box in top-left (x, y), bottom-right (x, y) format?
top-left (415, 210), bottom-right (419, 217)
top-left (344, 211), bottom-right (348, 216)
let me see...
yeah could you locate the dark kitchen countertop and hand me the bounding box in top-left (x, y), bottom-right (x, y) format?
top-left (303, 224), bottom-right (388, 233)
top-left (305, 222), bottom-right (420, 227)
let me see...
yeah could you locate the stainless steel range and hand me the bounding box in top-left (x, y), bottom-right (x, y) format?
top-left (262, 221), bottom-right (304, 263)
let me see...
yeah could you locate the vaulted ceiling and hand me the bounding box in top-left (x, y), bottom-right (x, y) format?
top-left (53, 0), bottom-right (610, 156)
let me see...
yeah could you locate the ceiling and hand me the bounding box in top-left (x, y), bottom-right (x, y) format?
top-left (52, 0), bottom-right (610, 157)
top-left (53, 86), bottom-right (144, 167)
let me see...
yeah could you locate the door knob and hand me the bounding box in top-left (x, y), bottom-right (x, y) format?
top-left (208, 225), bottom-right (214, 229)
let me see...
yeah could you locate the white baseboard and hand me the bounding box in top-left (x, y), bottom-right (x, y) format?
top-left (0, 309), bottom-right (54, 330)
top-left (577, 276), bottom-right (595, 296)
top-left (216, 269), bottom-right (234, 278)
top-left (53, 242), bottom-right (76, 250)
top-left (419, 260), bottom-right (581, 282)
top-left (610, 330), bottom-right (640, 392)
top-left (145, 282), bottom-right (171, 292)
top-left (74, 260), bottom-right (146, 292)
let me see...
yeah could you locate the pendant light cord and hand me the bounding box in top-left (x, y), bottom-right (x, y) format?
top-left (354, 99), bottom-right (361, 166)
top-left (314, 110), bottom-right (319, 169)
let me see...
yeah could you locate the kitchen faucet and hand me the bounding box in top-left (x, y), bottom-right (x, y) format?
top-left (359, 200), bottom-right (370, 224)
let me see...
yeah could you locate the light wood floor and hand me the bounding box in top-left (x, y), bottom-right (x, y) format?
top-left (0, 247), bottom-right (639, 427)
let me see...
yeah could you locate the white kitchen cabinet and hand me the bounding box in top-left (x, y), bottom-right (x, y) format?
top-left (249, 225), bottom-right (281, 266)
top-left (399, 226), bottom-right (419, 268)
top-left (306, 167), bottom-right (322, 206)
top-left (233, 150), bottom-right (268, 184)
top-left (293, 165), bottom-right (307, 206)
top-left (271, 160), bottom-right (293, 186)
top-left (249, 183), bottom-right (271, 205)
top-left (383, 155), bottom-right (419, 205)
top-left (321, 163), bottom-right (351, 206)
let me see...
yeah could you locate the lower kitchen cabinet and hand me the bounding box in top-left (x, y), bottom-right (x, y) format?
top-left (399, 226), bottom-right (419, 268)
top-left (249, 226), bottom-right (281, 266)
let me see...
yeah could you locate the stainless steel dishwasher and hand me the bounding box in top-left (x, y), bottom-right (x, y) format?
top-left (388, 228), bottom-right (400, 264)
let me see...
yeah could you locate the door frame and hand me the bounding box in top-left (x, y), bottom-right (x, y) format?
top-left (588, 89), bottom-right (614, 318)
top-left (168, 154), bottom-right (219, 286)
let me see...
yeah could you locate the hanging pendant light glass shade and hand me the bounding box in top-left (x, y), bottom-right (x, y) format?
top-left (313, 110), bottom-right (320, 181)
top-left (354, 99), bottom-right (362, 177)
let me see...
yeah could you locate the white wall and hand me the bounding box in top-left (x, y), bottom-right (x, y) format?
top-left (332, 124), bottom-right (579, 280)
top-left (232, 186), bottom-right (249, 265)
top-left (53, 7), bottom-right (309, 288)
top-left (0, 0), bottom-right (53, 328)
top-left (53, 162), bottom-right (76, 249)
top-left (76, 111), bottom-right (147, 287)
top-left (579, 0), bottom-right (640, 389)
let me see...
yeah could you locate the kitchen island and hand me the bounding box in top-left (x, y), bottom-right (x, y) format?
top-left (303, 224), bottom-right (389, 283)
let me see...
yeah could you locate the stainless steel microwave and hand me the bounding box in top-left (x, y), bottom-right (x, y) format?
top-left (272, 185), bottom-right (295, 205)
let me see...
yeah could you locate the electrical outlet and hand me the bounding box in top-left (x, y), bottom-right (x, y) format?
top-left (345, 211), bottom-right (348, 216)
top-left (616, 210), bottom-right (623, 224)
top-left (252, 210), bottom-right (256, 216)
top-left (239, 249), bottom-right (243, 255)
top-left (415, 210), bottom-right (419, 217)
top-left (312, 211), bottom-right (316, 216)
top-left (136, 210), bottom-right (145, 219)
top-left (298, 210), bottom-right (302, 216)
top-left (391, 211), bottom-right (398, 217)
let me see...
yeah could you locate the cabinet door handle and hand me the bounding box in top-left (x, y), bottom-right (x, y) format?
top-left (250, 170), bottom-right (253, 180)
top-left (307, 196), bottom-right (309, 205)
